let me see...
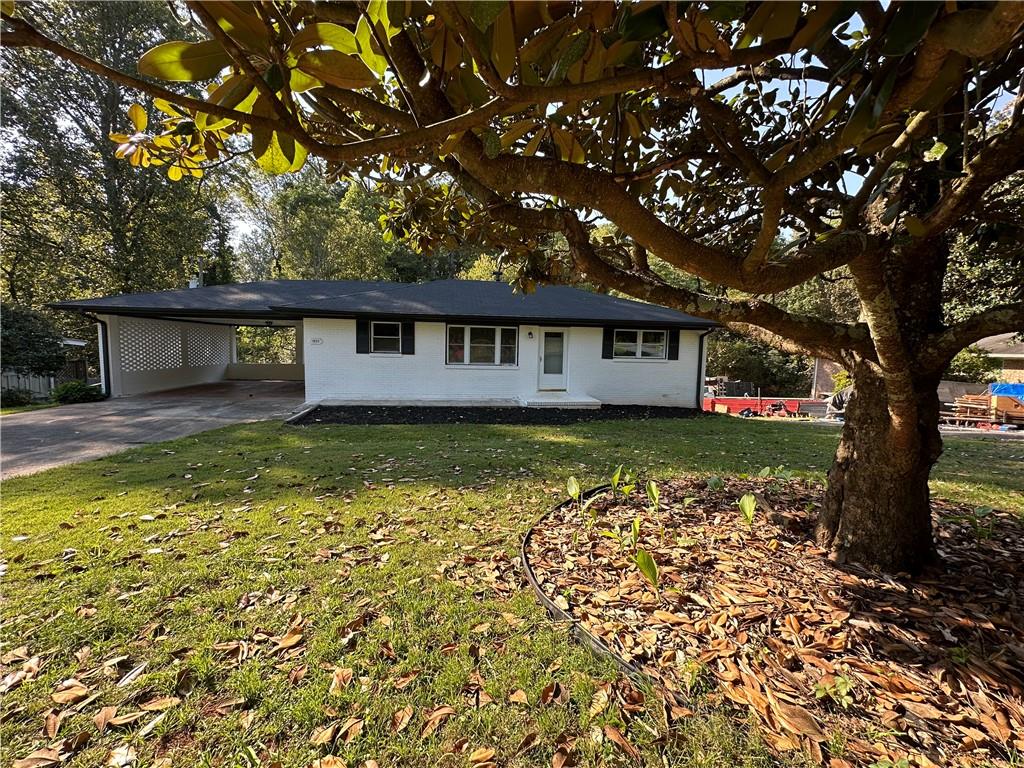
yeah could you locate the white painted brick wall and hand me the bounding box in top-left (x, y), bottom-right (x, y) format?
top-left (303, 319), bottom-right (705, 407)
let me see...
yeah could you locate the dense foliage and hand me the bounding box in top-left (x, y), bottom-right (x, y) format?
top-left (0, 304), bottom-right (66, 377)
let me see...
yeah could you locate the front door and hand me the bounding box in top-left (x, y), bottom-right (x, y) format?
top-left (538, 329), bottom-right (568, 390)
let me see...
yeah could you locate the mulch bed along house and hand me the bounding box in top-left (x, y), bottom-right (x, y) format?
top-left (294, 404), bottom-right (705, 426)
top-left (524, 476), bottom-right (1024, 767)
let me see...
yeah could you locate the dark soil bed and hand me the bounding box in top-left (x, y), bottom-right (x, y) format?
top-left (525, 475), bottom-right (1024, 767)
top-left (293, 404), bottom-right (704, 426)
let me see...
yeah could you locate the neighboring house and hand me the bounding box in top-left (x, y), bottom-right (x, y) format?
top-left (53, 280), bottom-right (715, 408)
top-left (0, 338), bottom-right (89, 400)
top-left (975, 333), bottom-right (1024, 383)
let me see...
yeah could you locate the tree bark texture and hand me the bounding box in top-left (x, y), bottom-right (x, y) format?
top-left (816, 370), bottom-right (944, 574)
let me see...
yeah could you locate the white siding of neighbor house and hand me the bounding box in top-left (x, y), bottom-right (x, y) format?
top-left (302, 319), bottom-right (705, 407)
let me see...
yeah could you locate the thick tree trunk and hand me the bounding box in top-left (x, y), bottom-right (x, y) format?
top-left (816, 371), bottom-right (943, 574)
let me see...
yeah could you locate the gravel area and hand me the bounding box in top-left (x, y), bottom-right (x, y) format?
top-left (292, 404), bottom-right (705, 426)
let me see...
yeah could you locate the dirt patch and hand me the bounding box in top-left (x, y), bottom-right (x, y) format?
top-left (525, 476), bottom-right (1024, 767)
top-left (292, 404), bottom-right (705, 426)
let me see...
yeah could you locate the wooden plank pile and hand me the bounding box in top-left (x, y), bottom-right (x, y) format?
top-left (941, 392), bottom-right (1024, 427)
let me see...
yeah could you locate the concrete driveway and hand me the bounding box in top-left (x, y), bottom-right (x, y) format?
top-left (1, 381), bottom-right (305, 479)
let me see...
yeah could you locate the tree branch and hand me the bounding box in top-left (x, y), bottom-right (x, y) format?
top-left (923, 302), bottom-right (1024, 370)
top-left (0, 14), bottom-right (286, 133)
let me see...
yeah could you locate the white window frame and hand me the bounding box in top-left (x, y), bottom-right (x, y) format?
top-left (446, 325), bottom-right (518, 366)
top-left (370, 321), bottom-right (402, 354)
top-left (612, 328), bottom-right (668, 360)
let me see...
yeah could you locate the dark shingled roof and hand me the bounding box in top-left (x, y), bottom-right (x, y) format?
top-left (53, 279), bottom-right (715, 329)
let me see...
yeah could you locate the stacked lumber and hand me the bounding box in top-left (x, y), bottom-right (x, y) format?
top-left (994, 395), bottom-right (1024, 424)
top-left (941, 391), bottom-right (1024, 426)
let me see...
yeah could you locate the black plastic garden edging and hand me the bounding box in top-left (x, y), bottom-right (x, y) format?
top-left (521, 485), bottom-right (688, 707)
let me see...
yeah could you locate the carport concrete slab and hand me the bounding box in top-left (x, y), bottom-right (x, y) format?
top-left (1, 381), bottom-right (304, 479)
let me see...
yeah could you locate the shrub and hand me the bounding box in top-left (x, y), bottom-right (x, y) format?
top-left (50, 381), bottom-right (105, 404)
top-left (1, 388), bottom-right (35, 407)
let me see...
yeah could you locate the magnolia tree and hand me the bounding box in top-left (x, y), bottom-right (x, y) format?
top-left (4, 1), bottom-right (1023, 572)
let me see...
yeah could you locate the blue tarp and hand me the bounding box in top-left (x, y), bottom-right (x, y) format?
top-left (990, 383), bottom-right (1024, 397)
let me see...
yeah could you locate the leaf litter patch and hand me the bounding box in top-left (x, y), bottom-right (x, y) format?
top-left (526, 475), bottom-right (1024, 767)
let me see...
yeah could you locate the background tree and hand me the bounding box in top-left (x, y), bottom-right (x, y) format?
top-left (0, 0), bottom-right (236, 352)
top-left (0, 305), bottom-right (66, 377)
top-left (4, 1), bottom-right (1023, 573)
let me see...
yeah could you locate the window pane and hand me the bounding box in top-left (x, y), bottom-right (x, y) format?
top-left (543, 332), bottom-right (564, 374)
top-left (500, 328), bottom-right (517, 364)
top-left (641, 330), bottom-right (666, 358)
top-left (469, 326), bottom-right (496, 364)
top-left (373, 336), bottom-right (400, 353)
top-left (613, 329), bottom-right (638, 358)
top-left (371, 322), bottom-right (401, 353)
top-left (447, 326), bottom-right (464, 363)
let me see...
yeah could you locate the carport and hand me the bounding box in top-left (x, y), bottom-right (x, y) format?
top-left (51, 281), bottom-right (382, 399)
top-left (97, 314), bottom-right (303, 398)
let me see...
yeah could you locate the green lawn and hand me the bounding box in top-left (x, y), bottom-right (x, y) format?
top-left (0, 402), bottom-right (56, 416)
top-left (2, 417), bottom-right (1020, 768)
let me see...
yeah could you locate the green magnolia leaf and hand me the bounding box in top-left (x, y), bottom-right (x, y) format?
top-left (205, 0), bottom-right (270, 52)
top-left (263, 62), bottom-right (286, 92)
top-left (619, 5), bottom-right (668, 43)
top-left (880, 1), bottom-right (942, 57)
top-left (468, 0), bottom-right (506, 31)
top-left (635, 549), bottom-right (659, 591)
top-left (198, 75), bottom-right (257, 129)
top-left (295, 51), bottom-right (378, 90)
top-left (491, 6), bottom-right (516, 82)
top-left (252, 129), bottom-right (307, 175)
top-left (355, 16), bottom-right (388, 76)
top-left (547, 32), bottom-right (589, 85)
top-left (501, 119), bottom-right (538, 150)
top-left (289, 67), bottom-right (321, 93)
top-left (923, 140), bottom-right (949, 162)
top-left (289, 22), bottom-right (359, 54)
top-left (138, 40), bottom-right (231, 82)
top-left (481, 129), bottom-right (501, 159)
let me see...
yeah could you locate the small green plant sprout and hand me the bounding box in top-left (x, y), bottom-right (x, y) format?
top-left (868, 759), bottom-right (911, 768)
top-left (949, 645), bottom-right (971, 665)
top-left (610, 464), bottom-right (624, 495)
top-left (567, 475), bottom-right (581, 502)
top-left (631, 515), bottom-right (641, 549)
top-left (635, 548), bottom-right (659, 594)
top-left (646, 479), bottom-right (660, 514)
top-left (737, 493), bottom-right (757, 526)
top-left (567, 475), bottom-right (599, 526)
top-left (942, 505), bottom-right (996, 539)
top-left (814, 673), bottom-right (855, 709)
top-left (705, 475), bottom-right (724, 491)
top-left (683, 496), bottom-right (698, 508)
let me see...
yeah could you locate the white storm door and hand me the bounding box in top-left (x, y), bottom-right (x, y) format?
top-left (538, 329), bottom-right (568, 390)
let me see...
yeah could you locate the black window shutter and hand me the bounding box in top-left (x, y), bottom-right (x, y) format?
top-left (356, 319), bottom-right (370, 354)
top-left (602, 327), bottom-right (614, 359)
top-left (400, 320), bottom-right (415, 355)
top-left (667, 328), bottom-right (680, 360)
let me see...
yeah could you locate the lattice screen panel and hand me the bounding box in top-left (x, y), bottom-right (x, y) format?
top-left (119, 319), bottom-right (183, 372)
top-left (187, 326), bottom-right (231, 367)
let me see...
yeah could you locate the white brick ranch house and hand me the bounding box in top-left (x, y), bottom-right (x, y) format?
top-left (54, 280), bottom-right (715, 408)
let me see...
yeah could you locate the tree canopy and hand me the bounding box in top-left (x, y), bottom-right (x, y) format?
top-left (0, 304), bottom-right (66, 377)
top-left (3, 1), bottom-right (1023, 572)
